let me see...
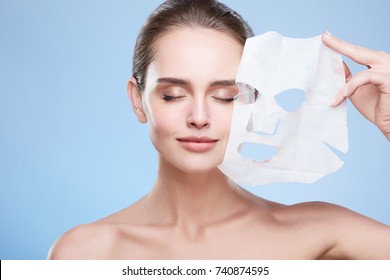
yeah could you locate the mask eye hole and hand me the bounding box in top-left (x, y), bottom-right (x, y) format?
top-left (275, 88), bottom-right (306, 112)
top-left (235, 82), bottom-right (259, 104)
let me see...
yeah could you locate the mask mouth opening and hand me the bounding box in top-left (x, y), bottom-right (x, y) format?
top-left (238, 142), bottom-right (277, 164)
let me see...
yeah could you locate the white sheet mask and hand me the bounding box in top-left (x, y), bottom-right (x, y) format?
top-left (219, 31), bottom-right (348, 185)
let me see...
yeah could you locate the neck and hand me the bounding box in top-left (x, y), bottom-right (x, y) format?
top-left (145, 156), bottom-right (247, 237)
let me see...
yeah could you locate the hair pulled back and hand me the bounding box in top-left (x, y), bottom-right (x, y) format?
top-left (132, 0), bottom-right (254, 91)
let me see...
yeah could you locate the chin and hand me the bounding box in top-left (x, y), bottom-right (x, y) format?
top-left (167, 156), bottom-right (224, 175)
top-left (180, 166), bottom-right (221, 175)
top-left (178, 160), bottom-right (222, 173)
top-left (158, 146), bottom-right (226, 175)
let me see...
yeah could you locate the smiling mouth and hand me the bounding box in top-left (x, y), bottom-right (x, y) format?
top-left (177, 136), bottom-right (218, 152)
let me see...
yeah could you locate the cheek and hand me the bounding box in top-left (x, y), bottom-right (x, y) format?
top-left (212, 105), bottom-right (233, 137)
top-left (147, 103), bottom-right (184, 140)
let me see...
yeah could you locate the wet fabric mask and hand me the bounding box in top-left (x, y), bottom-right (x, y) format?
top-left (219, 31), bottom-right (348, 186)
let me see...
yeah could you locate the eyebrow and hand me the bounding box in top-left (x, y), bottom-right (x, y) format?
top-left (156, 77), bottom-right (236, 87)
top-left (209, 79), bottom-right (236, 87)
top-left (156, 77), bottom-right (190, 85)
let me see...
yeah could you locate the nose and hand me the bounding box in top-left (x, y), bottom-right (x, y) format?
top-left (186, 96), bottom-right (210, 129)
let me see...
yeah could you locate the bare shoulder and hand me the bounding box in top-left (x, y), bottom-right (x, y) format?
top-left (272, 200), bottom-right (353, 220)
top-left (48, 223), bottom-right (118, 260)
top-left (272, 200), bottom-right (387, 232)
top-left (272, 201), bottom-right (390, 259)
top-left (48, 201), bottom-right (148, 260)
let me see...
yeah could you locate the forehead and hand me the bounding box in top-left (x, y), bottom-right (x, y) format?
top-left (151, 27), bottom-right (243, 81)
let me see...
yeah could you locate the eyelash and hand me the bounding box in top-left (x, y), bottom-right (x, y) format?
top-left (161, 92), bottom-right (238, 103)
top-left (213, 96), bottom-right (237, 103)
top-left (161, 94), bottom-right (183, 101)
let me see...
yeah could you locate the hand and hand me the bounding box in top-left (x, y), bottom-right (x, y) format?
top-left (322, 31), bottom-right (390, 141)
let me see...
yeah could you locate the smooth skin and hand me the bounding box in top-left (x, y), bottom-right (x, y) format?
top-left (48, 28), bottom-right (390, 260)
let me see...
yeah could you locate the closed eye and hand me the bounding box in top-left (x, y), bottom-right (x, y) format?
top-left (210, 85), bottom-right (239, 103)
top-left (161, 94), bottom-right (185, 101)
top-left (212, 96), bottom-right (238, 103)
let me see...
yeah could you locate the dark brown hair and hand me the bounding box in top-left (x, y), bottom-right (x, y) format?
top-left (132, 0), bottom-right (254, 91)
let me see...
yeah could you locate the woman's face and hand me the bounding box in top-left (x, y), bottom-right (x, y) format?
top-left (142, 27), bottom-right (243, 173)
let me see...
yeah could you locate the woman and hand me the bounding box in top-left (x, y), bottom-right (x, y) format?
top-left (48, 0), bottom-right (390, 259)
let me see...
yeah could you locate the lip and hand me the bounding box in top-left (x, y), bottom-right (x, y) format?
top-left (177, 136), bottom-right (218, 152)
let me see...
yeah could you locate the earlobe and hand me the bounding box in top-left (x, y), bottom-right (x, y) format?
top-left (127, 77), bottom-right (147, 123)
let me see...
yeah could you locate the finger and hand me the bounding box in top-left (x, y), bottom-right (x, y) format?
top-left (331, 70), bottom-right (387, 107)
top-left (331, 62), bottom-right (352, 106)
top-left (330, 83), bottom-right (348, 107)
top-left (343, 61), bottom-right (352, 82)
top-left (322, 31), bottom-right (379, 67)
top-left (345, 70), bottom-right (388, 98)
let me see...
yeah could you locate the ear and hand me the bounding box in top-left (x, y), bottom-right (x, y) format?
top-left (127, 77), bottom-right (147, 123)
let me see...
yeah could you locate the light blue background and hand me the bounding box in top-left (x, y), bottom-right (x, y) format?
top-left (0, 0), bottom-right (389, 259)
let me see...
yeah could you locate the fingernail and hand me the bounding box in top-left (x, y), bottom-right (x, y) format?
top-left (323, 30), bottom-right (332, 38)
